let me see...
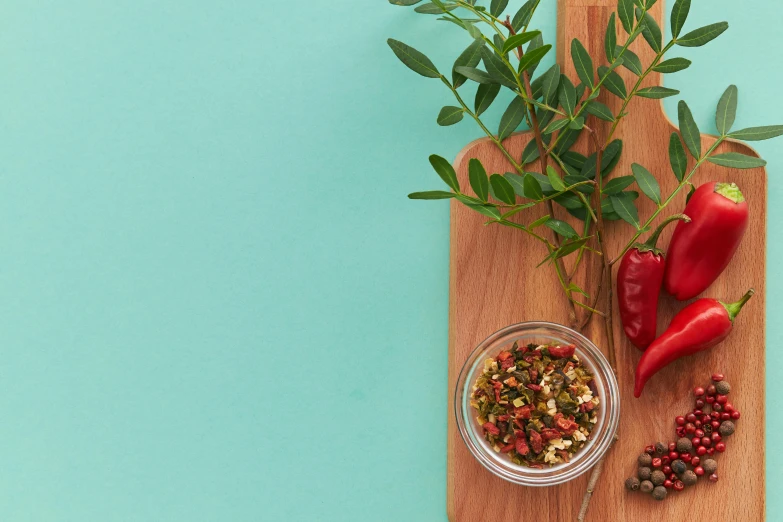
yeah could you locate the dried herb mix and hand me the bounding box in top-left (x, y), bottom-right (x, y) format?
top-left (471, 342), bottom-right (599, 467)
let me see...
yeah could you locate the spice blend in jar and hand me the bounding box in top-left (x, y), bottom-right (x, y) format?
top-left (471, 342), bottom-right (600, 468)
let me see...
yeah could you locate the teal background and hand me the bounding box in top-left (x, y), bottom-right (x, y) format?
top-left (0, 1), bottom-right (779, 520)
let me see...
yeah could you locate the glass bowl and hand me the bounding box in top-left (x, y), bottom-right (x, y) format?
top-left (455, 321), bottom-right (620, 487)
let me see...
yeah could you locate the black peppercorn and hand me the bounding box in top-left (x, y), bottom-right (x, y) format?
top-left (625, 477), bottom-right (640, 491)
top-left (719, 420), bottom-right (735, 437)
top-left (676, 437), bottom-right (693, 453)
top-left (671, 459), bottom-right (687, 475)
top-left (652, 486), bottom-right (668, 501)
top-left (716, 381), bottom-right (731, 395)
top-left (651, 470), bottom-right (666, 486)
top-left (638, 453), bottom-right (653, 467)
top-left (640, 480), bottom-right (654, 494)
top-left (681, 470), bottom-right (697, 486)
top-left (702, 458), bottom-right (718, 474)
top-left (638, 466), bottom-right (652, 481)
top-left (654, 442), bottom-right (666, 455)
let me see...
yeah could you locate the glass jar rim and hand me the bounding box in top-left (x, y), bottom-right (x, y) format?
top-left (455, 321), bottom-right (620, 486)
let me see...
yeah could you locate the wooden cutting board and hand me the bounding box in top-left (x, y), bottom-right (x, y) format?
top-left (446, 1), bottom-right (766, 520)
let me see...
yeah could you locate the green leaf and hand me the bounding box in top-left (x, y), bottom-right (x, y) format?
top-left (518, 44), bottom-right (552, 73)
top-left (502, 31), bottom-right (540, 54)
top-left (503, 173), bottom-right (526, 197)
top-left (676, 22), bottom-right (729, 47)
top-left (429, 154), bottom-right (460, 192)
top-left (669, 133), bottom-right (688, 181)
top-left (707, 152), bottom-right (767, 169)
top-left (678, 101), bottom-right (701, 159)
top-left (540, 64), bottom-right (561, 105)
top-left (553, 191), bottom-right (583, 209)
top-left (728, 125), bottom-right (783, 141)
top-left (547, 165), bottom-right (566, 191)
top-left (562, 151), bottom-right (587, 170)
top-left (554, 126), bottom-right (583, 155)
top-left (601, 192), bottom-right (637, 217)
top-left (490, 0), bottom-right (509, 17)
top-left (464, 202), bottom-right (502, 219)
top-left (414, 2), bottom-right (457, 14)
top-left (618, 0), bottom-right (635, 34)
top-left (602, 175), bottom-right (636, 195)
top-left (468, 159), bottom-right (489, 201)
top-left (525, 34), bottom-right (545, 75)
top-left (610, 193), bottom-right (640, 228)
top-left (523, 173), bottom-right (544, 200)
top-left (670, 0), bottom-right (691, 38)
top-left (437, 106), bottom-right (464, 126)
top-left (555, 238), bottom-right (589, 260)
top-left (617, 47), bottom-right (643, 75)
top-left (389, 0), bottom-right (424, 5)
top-left (605, 13), bottom-right (617, 62)
top-left (585, 101), bottom-right (615, 122)
top-left (511, 0), bottom-right (537, 31)
top-left (568, 283), bottom-right (590, 298)
top-left (601, 139), bottom-right (623, 177)
top-left (481, 48), bottom-right (518, 89)
top-left (639, 9), bottom-right (662, 52)
top-left (543, 118), bottom-right (570, 135)
top-left (408, 191), bottom-right (455, 199)
top-left (636, 86), bottom-right (680, 99)
top-left (475, 83), bottom-right (501, 116)
top-left (498, 97), bottom-right (527, 140)
top-left (558, 75), bottom-right (577, 116)
top-left (521, 138), bottom-right (540, 165)
top-left (387, 39), bottom-right (441, 78)
top-left (493, 35), bottom-right (507, 59)
top-left (489, 173), bottom-right (516, 204)
top-left (716, 84), bottom-right (738, 136)
top-left (454, 66), bottom-right (497, 85)
top-left (564, 174), bottom-right (593, 194)
top-left (453, 38), bottom-right (485, 87)
top-left (685, 182), bottom-right (696, 203)
top-left (631, 163), bottom-right (661, 204)
top-left (545, 219), bottom-right (579, 239)
top-left (571, 39), bottom-right (594, 88)
top-left (529, 215), bottom-right (551, 229)
top-left (598, 66), bottom-right (627, 98)
top-left (653, 57), bottom-right (691, 73)
top-left (569, 117), bottom-right (585, 130)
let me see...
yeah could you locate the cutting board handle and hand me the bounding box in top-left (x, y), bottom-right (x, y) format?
top-left (556, 0), bottom-right (664, 87)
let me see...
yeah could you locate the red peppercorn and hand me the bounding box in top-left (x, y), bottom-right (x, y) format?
top-left (715, 442), bottom-right (726, 453)
top-left (711, 411), bottom-right (721, 420)
top-left (668, 442), bottom-right (677, 452)
top-left (713, 403), bottom-right (723, 412)
top-left (685, 423), bottom-right (696, 434)
top-left (711, 432), bottom-right (722, 443)
top-left (691, 436), bottom-right (701, 446)
top-left (694, 420), bottom-right (702, 428)
top-left (694, 386), bottom-right (705, 396)
top-left (691, 456), bottom-right (700, 467)
top-left (680, 452), bottom-right (691, 463)
top-left (675, 416), bottom-right (686, 426)
top-left (695, 466), bottom-right (705, 476)
top-left (707, 447), bottom-right (715, 456)
top-left (706, 395), bottom-right (716, 404)
top-left (661, 456), bottom-right (671, 466)
top-left (710, 420), bottom-right (720, 429)
top-left (695, 429), bottom-right (705, 438)
top-left (720, 413), bottom-right (730, 421)
top-left (693, 409), bottom-right (703, 416)
top-left (669, 473), bottom-right (677, 482)
top-left (663, 465), bottom-right (672, 475)
top-left (707, 384), bottom-right (716, 396)
top-left (701, 437), bottom-right (711, 447)
top-left (669, 451), bottom-right (679, 461)
top-left (664, 479), bottom-right (673, 489)
top-left (731, 411), bottom-right (741, 420)
top-left (712, 373), bottom-right (724, 382)
top-left (724, 403), bottom-right (734, 413)
top-left (709, 473), bottom-right (719, 483)
top-left (701, 414), bottom-right (711, 423)
top-left (696, 446), bottom-right (707, 456)
top-left (674, 480), bottom-right (685, 491)
top-left (676, 427), bottom-right (686, 437)
top-left (716, 395), bottom-right (728, 405)
top-left (652, 457), bottom-right (662, 468)
top-left (686, 413), bottom-right (696, 423)
top-left (695, 399), bottom-right (705, 409)
top-left (645, 445), bottom-right (655, 455)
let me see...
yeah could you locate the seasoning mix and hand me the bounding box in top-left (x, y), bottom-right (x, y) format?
top-left (471, 342), bottom-right (600, 467)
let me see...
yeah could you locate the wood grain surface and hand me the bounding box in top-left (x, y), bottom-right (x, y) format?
top-left (446, 1), bottom-right (766, 520)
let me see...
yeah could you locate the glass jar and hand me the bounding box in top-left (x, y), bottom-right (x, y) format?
top-left (455, 321), bottom-right (620, 486)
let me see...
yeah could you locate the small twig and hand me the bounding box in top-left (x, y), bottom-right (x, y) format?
top-left (577, 435), bottom-right (619, 522)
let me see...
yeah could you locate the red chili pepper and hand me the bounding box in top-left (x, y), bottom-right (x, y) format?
top-left (634, 289), bottom-right (754, 397)
top-left (547, 344), bottom-right (575, 359)
top-left (529, 430), bottom-right (544, 453)
top-left (514, 431), bottom-right (530, 456)
top-left (617, 214), bottom-right (690, 350)
top-left (664, 182), bottom-right (749, 300)
top-left (482, 422), bottom-right (500, 436)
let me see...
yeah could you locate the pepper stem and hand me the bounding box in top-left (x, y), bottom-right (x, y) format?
top-left (641, 214), bottom-right (691, 250)
top-left (721, 288), bottom-right (755, 322)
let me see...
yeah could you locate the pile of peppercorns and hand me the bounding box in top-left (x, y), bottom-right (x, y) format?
top-left (624, 374), bottom-right (739, 501)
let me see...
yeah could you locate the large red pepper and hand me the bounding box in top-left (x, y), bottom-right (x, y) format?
top-left (617, 214), bottom-right (690, 350)
top-left (634, 289), bottom-right (754, 397)
top-left (664, 181), bottom-right (749, 300)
